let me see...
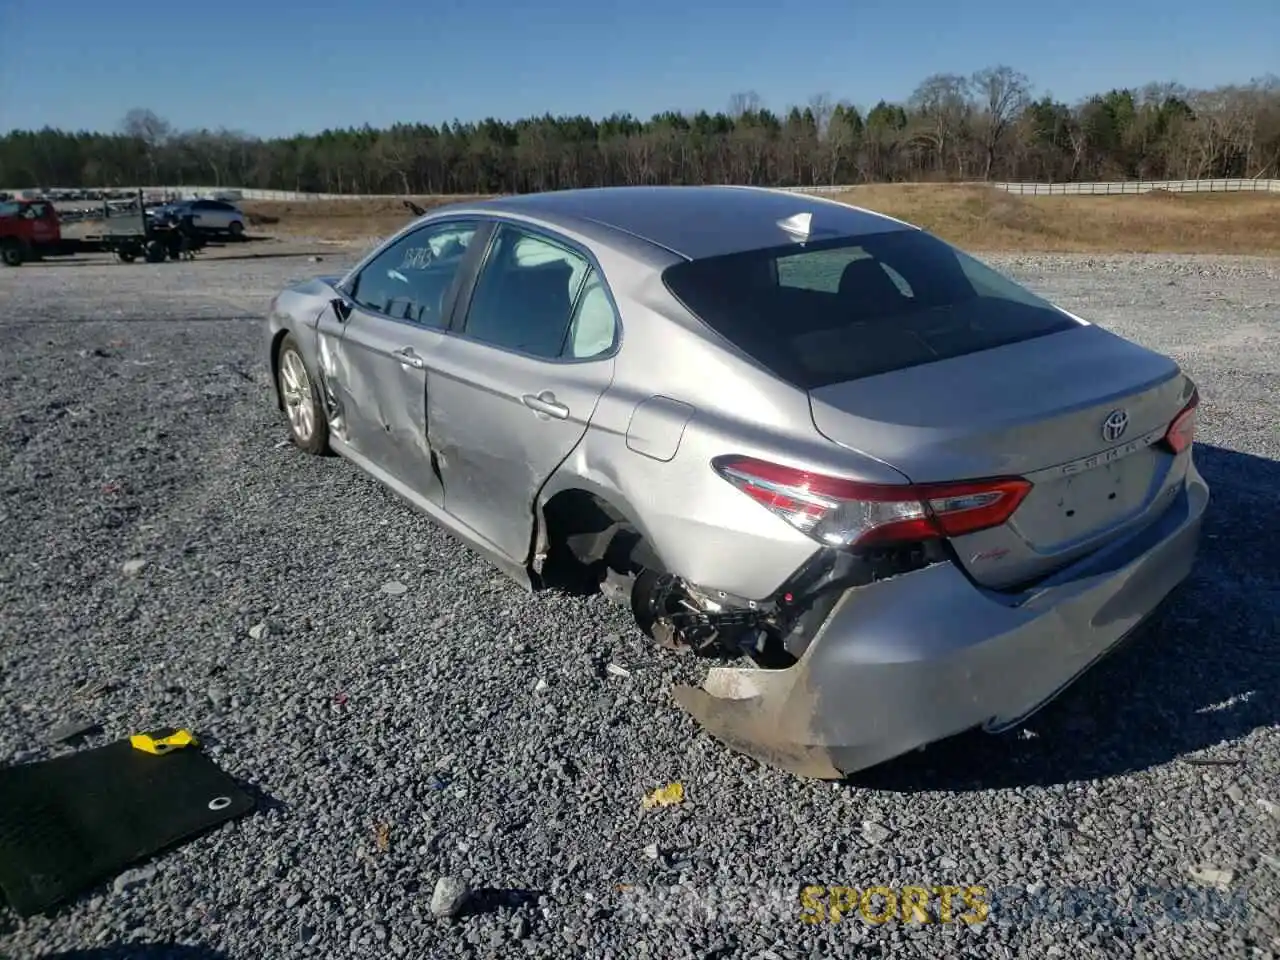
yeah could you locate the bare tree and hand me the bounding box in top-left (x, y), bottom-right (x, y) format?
top-left (1251, 74), bottom-right (1280, 177)
top-left (179, 128), bottom-right (239, 186)
top-left (808, 93), bottom-right (835, 138)
top-left (121, 109), bottom-right (173, 185)
top-left (121, 108), bottom-right (172, 148)
top-left (908, 74), bottom-right (972, 176)
top-left (728, 91), bottom-right (762, 119)
top-left (972, 66), bottom-right (1032, 179)
top-left (1187, 85), bottom-right (1257, 177)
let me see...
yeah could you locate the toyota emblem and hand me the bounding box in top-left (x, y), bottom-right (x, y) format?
top-left (1101, 409), bottom-right (1129, 442)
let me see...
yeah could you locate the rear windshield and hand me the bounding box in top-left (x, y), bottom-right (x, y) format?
top-left (662, 229), bottom-right (1079, 388)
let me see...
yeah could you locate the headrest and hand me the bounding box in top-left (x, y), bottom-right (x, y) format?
top-left (837, 258), bottom-right (906, 306)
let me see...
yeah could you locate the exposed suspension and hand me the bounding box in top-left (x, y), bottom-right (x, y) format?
top-left (630, 570), bottom-right (779, 658)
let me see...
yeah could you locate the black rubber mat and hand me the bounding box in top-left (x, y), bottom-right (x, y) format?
top-left (0, 730), bottom-right (255, 916)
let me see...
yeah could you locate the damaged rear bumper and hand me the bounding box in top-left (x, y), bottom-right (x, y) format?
top-left (672, 464), bottom-right (1209, 780)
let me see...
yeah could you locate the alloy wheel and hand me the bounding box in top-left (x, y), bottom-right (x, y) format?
top-left (279, 349), bottom-right (315, 442)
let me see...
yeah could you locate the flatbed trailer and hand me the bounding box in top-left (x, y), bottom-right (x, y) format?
top-left (76, 190), bottom-right (207, 263)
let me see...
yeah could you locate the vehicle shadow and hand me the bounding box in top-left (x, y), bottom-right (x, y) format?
top-left (30, 240), bottom-right (330, 267)
top-left (202, 234), bottom-right (272, 246)
top-left (848, 442), bottom-right (1280, 792)
top-left (191, 235), bottom-right (337, 262)
top-left (25, 258), bottom-right (101, 268)
top-left (197, 249), bottom-right (330, 263)
top-left (458, 886), bottom-right (547, 918)
top-left (36, 945), bottom-right (228, 959)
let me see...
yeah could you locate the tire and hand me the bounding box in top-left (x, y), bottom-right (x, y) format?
top-left (116, 249), bottom-right (136, 263)
top-left (228, 220), bottom-right (245, 240)
top-left (144, 239), bottom-right (167, 263)
top-left (1, 240), bottom-right (23, 266)
top-left (276, 334), bottom-right (330, 455)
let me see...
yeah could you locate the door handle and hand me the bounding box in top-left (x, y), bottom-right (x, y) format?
top-left (522, 391), bottom-right (569, 419)
top-left (391, 346), bottom-right (425, 369)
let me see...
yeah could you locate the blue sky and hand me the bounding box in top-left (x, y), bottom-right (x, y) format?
top-left (3, 0), bottom-right (1276, 138)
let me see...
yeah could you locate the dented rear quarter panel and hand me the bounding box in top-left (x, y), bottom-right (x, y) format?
top-left (539, 267), bottom-right (914, 601)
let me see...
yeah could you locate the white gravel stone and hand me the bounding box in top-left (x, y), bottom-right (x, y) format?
top-left (430, 876), bottom-right (470, 919)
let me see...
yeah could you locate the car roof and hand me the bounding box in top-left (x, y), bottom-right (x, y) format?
top-left (460, 185), bottom-right (916, 261)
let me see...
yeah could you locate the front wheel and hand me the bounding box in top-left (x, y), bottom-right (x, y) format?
top-left (277, 334), bottom-right (330, 455)
top-left (228, 220), bottom-right (245, 240)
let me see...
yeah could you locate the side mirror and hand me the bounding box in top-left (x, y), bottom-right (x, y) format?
top-left (330, 297), bottom-right (351, 322)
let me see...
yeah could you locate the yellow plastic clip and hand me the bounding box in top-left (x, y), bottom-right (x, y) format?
top-left (130, 729), bottom-right (199, 755)
top-left (641, 781), bottom-right (685, 810)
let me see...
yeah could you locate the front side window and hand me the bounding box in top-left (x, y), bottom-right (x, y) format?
top-left (349, 220), bottom-right (478, 327)
top-left (460, 225), bottom-right (592, 359)
top-left (663, 229), bottom-right (1078, 388)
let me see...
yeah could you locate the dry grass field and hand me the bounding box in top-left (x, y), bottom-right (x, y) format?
top-left (833, 185), bottom-right (1280, 254)
top-left (242, 196), bottom-right (490, 241)
top-left (242, 185), bottom-right (1280, 254)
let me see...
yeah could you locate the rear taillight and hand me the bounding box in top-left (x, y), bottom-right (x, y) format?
top-left (1162, 390), bottom-right (1199, 455)
top-left (712, 455), bottom-right (1032, 550)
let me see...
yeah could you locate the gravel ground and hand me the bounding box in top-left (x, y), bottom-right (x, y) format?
top-left (1, 250), bottom-right (1278, 960)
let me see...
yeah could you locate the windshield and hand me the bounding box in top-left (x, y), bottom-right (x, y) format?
top-left (662, 230), bottom-right (1080, 388)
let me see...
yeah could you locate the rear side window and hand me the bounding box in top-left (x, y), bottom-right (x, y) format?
top-left (564, 270), bottom-right (619, 359)
top-left (663, 230), bottom-right (1078, 388)
top-left (460, 225), bottom-right (593, 359)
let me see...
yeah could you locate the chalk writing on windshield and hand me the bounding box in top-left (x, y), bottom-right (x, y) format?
top-left (399, 246), bottom-right (434, 270)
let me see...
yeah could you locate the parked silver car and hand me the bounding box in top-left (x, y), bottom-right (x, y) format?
top-left (263, 186), bottom-right (1208, 778)
top-left (149, 198), bottom-right (247, 237)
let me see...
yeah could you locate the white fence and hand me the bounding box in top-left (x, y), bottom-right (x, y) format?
top-left (992, 178), bottom-right (1279, 195)
top-left (149, 188), bottom-right (411, 201)
top-left (785, 178), bottom-right (1280, 196)
top-left (12, 178), bottom-right (1280, 203)
top-left (165, 178), bottom-right (1280, 200)
top-left (215, 178), bottom-right (1280, 200)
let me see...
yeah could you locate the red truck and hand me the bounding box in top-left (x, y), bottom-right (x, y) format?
top-left (0, 199), bottom-right (65, 265)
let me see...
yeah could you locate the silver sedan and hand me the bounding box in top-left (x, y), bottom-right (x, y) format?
top-left (263, 185), bottom-right (1208, 778)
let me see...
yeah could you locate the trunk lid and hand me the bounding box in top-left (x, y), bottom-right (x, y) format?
top-left (808, 324), bottom-right (1191, 588)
